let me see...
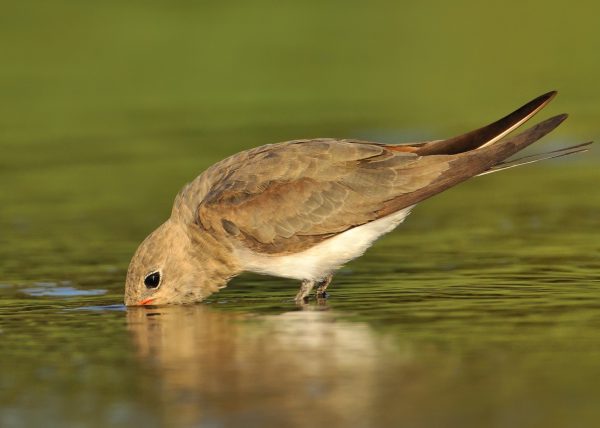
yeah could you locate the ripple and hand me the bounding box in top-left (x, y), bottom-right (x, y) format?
top-left (19, 282), bottom-right (107, 297)
top-left (70, 304), bottom-right (126, 311)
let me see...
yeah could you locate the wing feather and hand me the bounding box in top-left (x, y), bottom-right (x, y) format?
top-left (177, 95), bottom-right (574, 256)
top-left (194, 140), bottom-right (447, 254)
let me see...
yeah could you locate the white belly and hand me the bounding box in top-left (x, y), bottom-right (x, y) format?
top-left (235, 206), bottom-right (414, 281)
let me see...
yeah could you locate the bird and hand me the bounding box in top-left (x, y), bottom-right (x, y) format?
top-left (124, 91), bottom-right (591, 306)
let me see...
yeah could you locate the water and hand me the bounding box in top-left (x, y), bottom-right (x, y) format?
top-left (1, 1), bottom-right (600, 427)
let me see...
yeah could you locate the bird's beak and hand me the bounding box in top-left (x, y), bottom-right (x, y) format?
top-left (138, 297), bottom-right (155, 306)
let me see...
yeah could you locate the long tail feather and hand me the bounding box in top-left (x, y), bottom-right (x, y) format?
top-left (478, 141), bottom-right (593, 176)
top-left (415, 91), bottom-right (557, 156)
top-left (380, 115), bottom-right (571, 215)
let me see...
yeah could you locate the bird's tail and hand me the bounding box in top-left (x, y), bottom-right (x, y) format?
top-left (477, 141), bottom-right (592, 176)
top-left (387, 91), bottom-right (594, 170)
top-left (407, 89), bottom-right (593, 177)
top-left (447, 113), bottom-right (571, 179)
top-left (414, 91), bottom-right (558, 156)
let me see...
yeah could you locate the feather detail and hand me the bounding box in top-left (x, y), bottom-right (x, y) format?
top-left (478, 141), bottom-right (592, 176)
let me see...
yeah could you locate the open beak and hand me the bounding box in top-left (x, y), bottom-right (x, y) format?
top-left (138, 297), bottom-right (155, 306)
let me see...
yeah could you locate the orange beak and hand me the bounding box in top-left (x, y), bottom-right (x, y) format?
top-left (138, 297), bottom-right (155, 306)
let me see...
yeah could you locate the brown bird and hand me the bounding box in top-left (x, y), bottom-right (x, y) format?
top-left (124, 91), bottom-right (591, 306)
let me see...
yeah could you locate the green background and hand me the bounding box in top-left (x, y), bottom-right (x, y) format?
top-left (1, 1), bottom-right (598, 427)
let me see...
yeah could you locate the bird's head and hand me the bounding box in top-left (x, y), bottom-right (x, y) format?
top-left (124, 219), bottom-right (238, 306)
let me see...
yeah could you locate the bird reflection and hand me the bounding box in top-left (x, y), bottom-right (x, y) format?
top-left (126, 304), bottom-right (424, 427)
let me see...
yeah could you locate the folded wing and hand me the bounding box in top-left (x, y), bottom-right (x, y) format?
top-left (187, 93), bottom-right (582, 255)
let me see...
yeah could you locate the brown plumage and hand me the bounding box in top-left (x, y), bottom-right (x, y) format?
top-left (124, 91), bottom-right (592, 306)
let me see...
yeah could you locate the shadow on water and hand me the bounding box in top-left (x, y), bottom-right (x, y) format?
top-left (126, 304), bottom-right (428, 428)
top-left (124, 293), bottom-right (600, 428)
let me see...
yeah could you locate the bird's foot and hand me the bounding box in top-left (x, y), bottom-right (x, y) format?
top-left (295, 275), bottom-right (333, 304)
top-left (315, 274), bottom-right (333, 298)
top-left (294, 279), bottom-right (315, 304)
top-left (316, 291), bottom-right (329, 299)
top-left (315, 291), bottom-right (329, 306)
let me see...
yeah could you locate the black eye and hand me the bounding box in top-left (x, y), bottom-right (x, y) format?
top-left (144, 272), bottom-right (161, 289)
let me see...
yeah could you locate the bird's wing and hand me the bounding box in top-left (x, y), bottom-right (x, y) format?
top-left (189, 103), bottom-right (567, 256)
top-left (193, 139), bottom-right (447, 255)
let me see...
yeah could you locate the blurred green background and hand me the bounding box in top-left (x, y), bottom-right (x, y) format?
top-left (1, 1), bottom-right (599, 427)
top-left (1, 0), bottom-right (598, 258)
top-left (1, 0), bottom-right (598, 278)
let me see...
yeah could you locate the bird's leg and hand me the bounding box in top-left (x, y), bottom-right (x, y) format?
top-left (316, 274), bottom-right (333, 298)
top-left (295, 279), bottom-right (316, 303)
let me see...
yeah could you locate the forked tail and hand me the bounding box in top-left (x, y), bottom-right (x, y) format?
top-left (378, 94), bottom-right (593, 215)
top-left (391, 91), bottom-right (592, 174)
top-left (478, 141), bottom-right (592, 176)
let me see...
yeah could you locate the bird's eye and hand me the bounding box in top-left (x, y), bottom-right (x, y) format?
top-left (144, 271), bottom-right (161, 289)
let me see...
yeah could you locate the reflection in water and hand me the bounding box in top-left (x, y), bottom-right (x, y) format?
top-left (127, 305), bottom-right (424, 427)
